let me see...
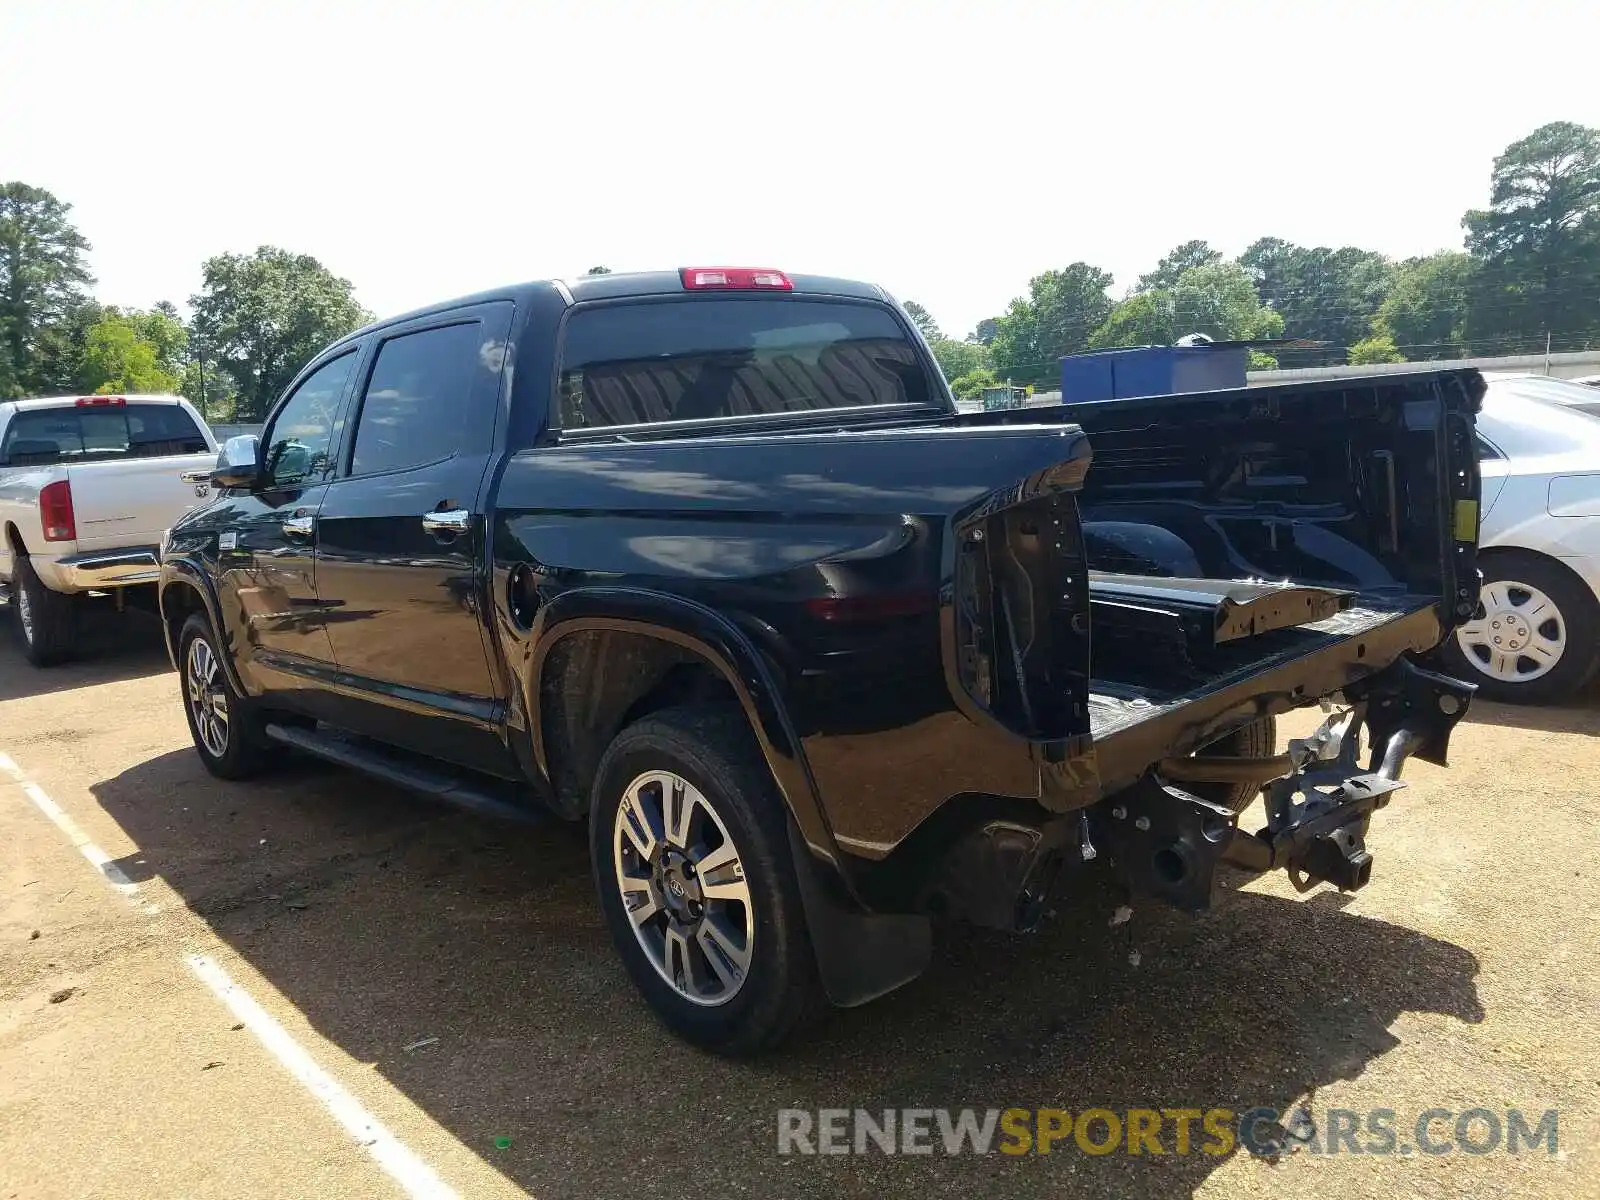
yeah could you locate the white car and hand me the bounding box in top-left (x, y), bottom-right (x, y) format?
top-left (0, 394), bottom-right (218, 666)
top-left (1436, 377), bottom-right (1600, 702)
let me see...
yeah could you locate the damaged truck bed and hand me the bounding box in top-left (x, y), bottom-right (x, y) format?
top-left (882, 368), bottom-right (1485, 934)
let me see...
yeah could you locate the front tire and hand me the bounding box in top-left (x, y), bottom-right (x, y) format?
top-left (1439, 550), bottom-right (1600, 704)
top-left (10, 555), bottom-right (76, 667)
top-left (590, 706), bottom-right (819, 1054)
top-left (178, 612), bottom-right (268, 779)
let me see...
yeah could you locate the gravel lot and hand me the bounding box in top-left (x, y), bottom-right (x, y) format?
top-left (2, 608), bottom-right (1596, 1199)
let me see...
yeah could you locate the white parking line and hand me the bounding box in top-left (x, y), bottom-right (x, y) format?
top-left (187, 954), bottom-right (461, 1200)
top-left (2, 747), bottom-right (461, 1200)
top-left (0, 751), bottom-right (143, 900)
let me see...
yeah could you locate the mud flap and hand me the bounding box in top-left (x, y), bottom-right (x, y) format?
top-left (787, 822), bottom-right (932, 1009)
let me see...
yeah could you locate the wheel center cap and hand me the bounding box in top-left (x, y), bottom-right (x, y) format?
top-left (1490, 613), bottom-right (1531, 652)
top-left (656, 851), bottom-right (702, 921)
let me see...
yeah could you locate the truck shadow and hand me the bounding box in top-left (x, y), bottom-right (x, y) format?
top-left (0, 607), bottom-right (173, 703)
top-left (91, 750), bottom-right (1483, 1200)
top-left (1463, 690), bottom-right (1600, 737)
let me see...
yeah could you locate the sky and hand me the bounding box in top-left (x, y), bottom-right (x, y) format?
top-left (3, 0), bottom-right (1597, 340)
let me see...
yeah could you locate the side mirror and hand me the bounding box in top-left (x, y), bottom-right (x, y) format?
top-left (211, 435), bottom-right (261, 489)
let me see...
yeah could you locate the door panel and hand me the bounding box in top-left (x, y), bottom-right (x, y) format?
top-left (313, 305), bottom-right (513, 775)
top-left (212, 348), bottom-right (362, 713)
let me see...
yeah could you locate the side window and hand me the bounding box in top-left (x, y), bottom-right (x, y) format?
top-left (350, 322), bottom-right (483, 476)
top-left (1476, 433), bottom-right (1503, 461)
top-left (263, 352), bottom-right (357, 487)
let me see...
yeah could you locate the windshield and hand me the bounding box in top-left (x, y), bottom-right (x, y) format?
top-left (558, 298), bottom-right (939, 430)
top-left (0, 404), bottom-right (210, 467)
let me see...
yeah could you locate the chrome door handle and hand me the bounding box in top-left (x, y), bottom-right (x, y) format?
top-left (282, 513), bottom-right (315, 539)
top-left (422, 509), bottom-right (471, 537)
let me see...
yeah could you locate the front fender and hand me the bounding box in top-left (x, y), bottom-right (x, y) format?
top-left (158, 558), bottom-right (250, 698)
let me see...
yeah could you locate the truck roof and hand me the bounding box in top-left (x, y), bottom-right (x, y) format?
top-left (0, 393), bottom-right (190, 411)
top-left (327, 269), bottom-right (895, 352)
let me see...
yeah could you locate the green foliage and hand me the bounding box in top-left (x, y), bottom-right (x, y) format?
top-left (928, 337), bottom-right (989, 382)
top-left (969, 317), bottom-right (999, 346)
top-left (80, 313), bottom-right (180, 394)
top-left (585, 265), bottom-right (612, 275)
top-left (1463, 121), bottom-right (1600, 352)
top-left (1348, 333), bottom-right (1405, 365)
top-left (1247, 350), bottom-right (1279, 371)
top-left (1091, 262), bottom-right (1282, 348)
top-left (990, 264), bottom-right (1114, 387)
top-left (190, 247), bottom-right (370, 421)
top-left (1238, 238), bottom-right (1393, 354)
top-left (948, 367), bottom-right (998, 400)
top-left (0, 182), bottom-right (94, 397)
top-left (1376, 252), bottom-right (1475, 358)
top-left (23, 299), bottom-right (105, 395)
top-left (1136, 240), bottom-right (1223, 293)
top-left (901, 301), bottom-right (942, 342)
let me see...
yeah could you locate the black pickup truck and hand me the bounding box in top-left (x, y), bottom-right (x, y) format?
top-left (158, 267), bottom-right (1482, 1052)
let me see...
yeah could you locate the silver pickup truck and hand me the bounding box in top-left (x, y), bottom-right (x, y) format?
top-left (0, 393), bottom-right (218, 665)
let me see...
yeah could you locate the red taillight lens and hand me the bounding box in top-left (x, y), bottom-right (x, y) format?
top-left (40, 480), bottom-right (76, 542)
top-left (679, 267), bottom-right (793, 291)
top-left (75, 395), bottom-right (126, 407)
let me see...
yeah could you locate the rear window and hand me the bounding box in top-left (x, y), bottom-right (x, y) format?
top-left (1, 404), bottom-right (210, 467)
top-left (558, 299), bottom-right (937, 430)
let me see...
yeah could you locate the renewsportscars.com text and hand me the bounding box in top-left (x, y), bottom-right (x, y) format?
top-left (776, 1106), bottom-right (1560, 1158)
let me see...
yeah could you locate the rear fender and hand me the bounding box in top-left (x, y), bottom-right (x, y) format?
top-left (526, 587), bottom-right (842, 872)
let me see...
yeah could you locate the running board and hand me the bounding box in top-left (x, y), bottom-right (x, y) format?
top-left (262, 722), bottom-right (543, 825)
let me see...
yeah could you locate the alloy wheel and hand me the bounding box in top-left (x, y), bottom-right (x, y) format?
top-left (612, 770), bottom-right (754, 1006)
top-left (15, 581), bottom-right (33, 645)
top-left (186, 636), bottom-right (231, 758)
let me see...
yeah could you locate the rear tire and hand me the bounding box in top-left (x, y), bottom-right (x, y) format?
top-left (178, 612), bottom-right (269, 779)
top-left (590, 705), bottom-right (820, 1054)
top-left (11, 555), bottom-right (76, 667)
top-left (1190, 715), bottom-right (1278, 813)
top-left (1438, 550), bottom-right (1600, 704)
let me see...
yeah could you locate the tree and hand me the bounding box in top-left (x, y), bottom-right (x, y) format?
top-left (1348, 333), bottom-right (1405, 365)
top-left (948, 367), bottom-right (998, 400)
top-left (1136, 239), bottom-right (1223, 293)
top-left (927, 337), bottom-right (988, 382)
top-left (901, 301), bottom-right (942, 342)
top-left (969, 317), bottom-right (1000, 346)
top-left (1463, 121), bottom-right (1600, 352)
top-left (190, 247), bottom-right (369, 420)
top-left (1238, 238), bottom-right (1394, 357)
top-left (990, 264), bottom-right (1115, 387)
top-left (1091, 262), bottom-right (1283, 348)
top-left (23, 299), bottom-right (104, 394)
top-left (0, 182), bottom-right (94, 397)
top-left (1375, 251), bottom-right (1475, 358)
top-left (585, 265), bottom-right (612, 275)
top-left (79, 312), bottom-right (180, 394)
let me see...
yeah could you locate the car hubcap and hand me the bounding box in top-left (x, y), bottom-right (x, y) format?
top-left (1455, 579), bottom-right (1565, 684)
top-left (16, 582), bottom-right (33, 643)
top-left (612, 770), bottom-right (754, 1007)
top-left (186, 637), bottom-right (231, 757)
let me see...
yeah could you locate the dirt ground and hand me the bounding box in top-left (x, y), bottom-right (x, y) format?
top-left (1, 608), bottom-right (1597, 1199)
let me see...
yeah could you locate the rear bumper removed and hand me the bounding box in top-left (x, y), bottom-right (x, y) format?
top-left (921, 656), bottom-right (1474, 930)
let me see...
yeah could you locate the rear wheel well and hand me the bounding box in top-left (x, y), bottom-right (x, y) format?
top-left (538, 629), bottom-right (739, 820)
